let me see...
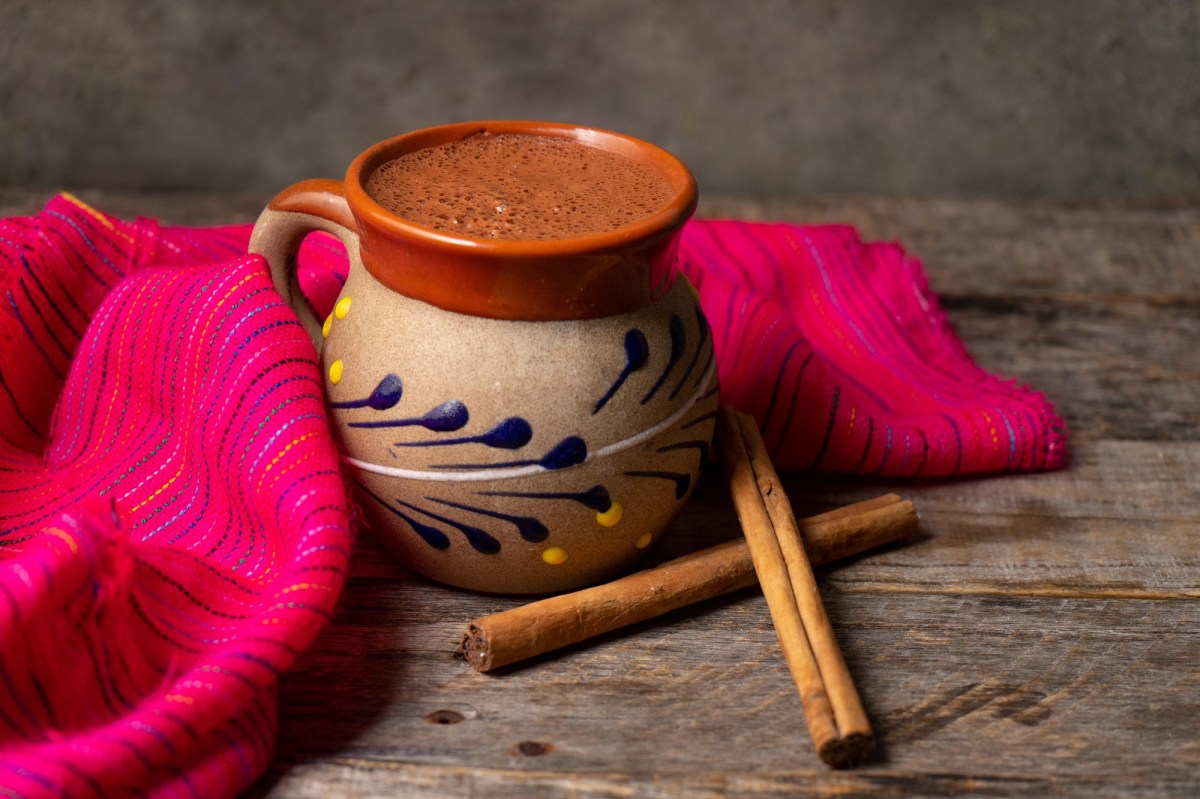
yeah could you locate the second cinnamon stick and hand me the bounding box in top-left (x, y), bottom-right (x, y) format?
top-left (728, 409), bottom-right (875, 768)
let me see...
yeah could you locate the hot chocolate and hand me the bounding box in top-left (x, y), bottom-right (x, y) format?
top-left (251, 120), bottom-right (705, 593)
top-left (365, 133), bottom-right (676, 241)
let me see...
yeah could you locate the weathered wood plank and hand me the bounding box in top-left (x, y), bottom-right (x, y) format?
top-left (344, 440), bottom-right (1199, 606)
top-left (0, 187), bottom-right (269, 226)
top-left (699, 196), bottom-right (1200, 298)
top-left (942, 294), bottom-right (1199, 442)
top-left (783, 440), bottom-right (1200, 598)
top-left (254, 763), bottom-right (1194, 799)
top-left (251, 590), bottom-right (1200, 798)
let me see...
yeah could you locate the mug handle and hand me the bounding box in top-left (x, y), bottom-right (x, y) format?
top-left (248, 178), bottom-right (360, 350)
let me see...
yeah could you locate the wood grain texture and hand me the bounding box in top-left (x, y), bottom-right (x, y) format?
top-left (783, 441), bottom-right (1200, 599)
top-left (3, 190), bottom-right (1196, 797)
top-left (698, 196), bottom-right (1200, 299)
top-left (253, 587), bottom-right (1200, 798)
top-left (0, 187), bottom-right (270, 226)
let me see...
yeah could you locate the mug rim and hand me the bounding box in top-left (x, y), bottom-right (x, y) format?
top-left (343, 120), bottom-right (698, 257)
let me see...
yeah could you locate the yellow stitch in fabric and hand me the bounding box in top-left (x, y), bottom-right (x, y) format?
top-left (263, 453), bottom-right (311, 496)
top-left (329, 359), bottom-right (344, 384)
top-left (61, 193), bottom-right (112, 227)
top-left (165, 694), bottom-right (195, 705)
top-left (262, 433), bottom-right (319, 473)
top-left (982, 410), bottom-right (999, 451)
top-left (129, 469), bottom-right (182, 513)
top-left (279, 582), bottom-right (334, 595)
top-left (183, 273), bottom-right (261, 412)
top-left (256, 433), bottom-right (320, 492)
top-left (129, 447), bottom-right (188, 513)
top-left (808, 284), bottom-right (861, 359)
top-left (791, 235), bottom-right (882, 376)
top-left (41, 527), bottom-right (80, 554)
top-left (194, 274), bottom-right (258, 351)
top-left (790, 234), bottom-right (868, 367)
top-left (335, 296), bottom-right (352, 319)
top-left (62, 192), bottom-right (138, 244)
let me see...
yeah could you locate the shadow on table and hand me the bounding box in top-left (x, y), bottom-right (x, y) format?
top-left (247, 533), bottom-right (413, 794)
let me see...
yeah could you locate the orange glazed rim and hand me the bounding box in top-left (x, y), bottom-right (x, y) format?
top-left (342, 120), bottom-right (698, 258)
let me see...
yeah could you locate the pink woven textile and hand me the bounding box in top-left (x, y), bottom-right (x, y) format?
top-left (680, 221), bottom-right (1065, 474)
top-left (0, 196), bottom-right (353, 798)
top-left (0, 196), bottom-right (1064, 797)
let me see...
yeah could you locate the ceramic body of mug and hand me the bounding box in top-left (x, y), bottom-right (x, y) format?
top-left (248, 121), bottom-right (717, 594)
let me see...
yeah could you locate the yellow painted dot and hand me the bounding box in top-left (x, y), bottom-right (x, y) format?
top-left (595, 501), bottom-right (624, 527)
top-left (541, 546), bottom-right (568, 565)
top-left (635, 533), bottom-right (653, 549)
top-left (329, 359), bottom-right (344, 384)
top-left (335, 296), bottom-right (353, 319)
top-left (322, 313), bottom-right (333, 338)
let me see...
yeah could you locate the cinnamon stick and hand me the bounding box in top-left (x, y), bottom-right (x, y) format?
top-left (717, 405), bottom-right (874, 768)
top-left (460, 493), bottom-right (916, 673)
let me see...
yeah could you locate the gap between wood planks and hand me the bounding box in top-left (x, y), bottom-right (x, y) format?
top-left (824, 582), bottom-right (1200, 601)
top-left (270, 757), bottom-right (1196, 796)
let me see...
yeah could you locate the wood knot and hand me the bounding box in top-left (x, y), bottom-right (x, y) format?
top-left (512, 740), bottom-right (552, 757)
top-left (425, 709), bottom-right (465, 725)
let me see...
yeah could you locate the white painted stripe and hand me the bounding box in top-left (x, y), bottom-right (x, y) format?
top-left (344, 356), bottom-right (717, 483)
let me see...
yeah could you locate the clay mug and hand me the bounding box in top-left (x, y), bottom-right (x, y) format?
top-left (248, 121), bottom-right (717, 594)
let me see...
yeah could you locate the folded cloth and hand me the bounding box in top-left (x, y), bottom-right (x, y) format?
top-left (0, 196), bottom-right (1065, 798)
top-left (0, 196), bottom-right (353, 798)
top-left (680, 221), bottom-right (1066, 474)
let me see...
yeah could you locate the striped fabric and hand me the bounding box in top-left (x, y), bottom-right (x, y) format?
top-left (0, 196), bottom-right (352, 798)
top-left (680, 221), bottom-right (1065, 475)
top-left (0, 196), bottom-right (1064, 797)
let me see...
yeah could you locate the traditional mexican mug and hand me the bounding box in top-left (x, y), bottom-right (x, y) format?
top-left (248, 121), bottom-right (717, 594)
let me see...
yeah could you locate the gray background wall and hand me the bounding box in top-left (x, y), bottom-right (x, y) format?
top-left (2, 0), bottom-right (1197, 197)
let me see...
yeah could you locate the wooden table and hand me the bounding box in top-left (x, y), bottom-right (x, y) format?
top-left (4, 191), bottom-right (1197, 798)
